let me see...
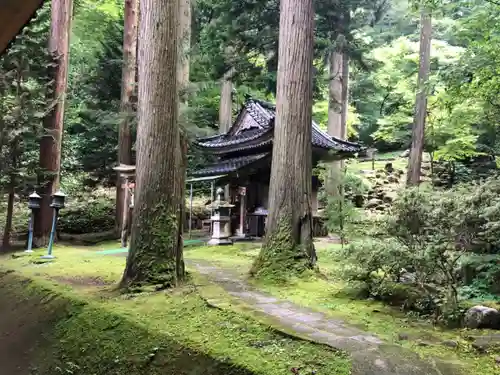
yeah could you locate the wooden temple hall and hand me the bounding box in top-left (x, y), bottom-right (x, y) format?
top-left (188, 98), bottom-right (363, 239)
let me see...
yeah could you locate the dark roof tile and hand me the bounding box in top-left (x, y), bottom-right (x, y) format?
top-left (191, 152), bottom-right (270, 176)
top-left (195, 98), bottom-right (363, 154)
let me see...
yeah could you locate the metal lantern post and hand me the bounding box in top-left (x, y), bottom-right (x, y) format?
top-left (41, 190), bottom-right (66, 259)
top-left (25, 192), bottom-right (42, 253)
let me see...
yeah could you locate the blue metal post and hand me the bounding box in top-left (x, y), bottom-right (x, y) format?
top-left (41, 208), bottom-right (58, 259)
top-left (24, 214), bottom-right (34, 253)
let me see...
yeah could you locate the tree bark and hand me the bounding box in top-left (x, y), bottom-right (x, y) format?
top-left (407, 9), bottom-right (432, 186)
top-left (219, 68), bottom-right (234, 134)
top-left (252, 0), bottom-right (316, 277)
top-left (325, 49), bottom-right (349, 238)
top-left (35, 0), bottom-right (73, 247)
top-left (120, 0), bottom-right (183, 288)
top-left (325, 50), bottom-right (344, 200)
top-left (115, 0), bottom-right (139, 237)
top-left (327, 51), bottom-right (343, 140)
top-left (175, 0), bottom-right (191, 282)
top-left (177, 0), bottom-right (191, 100)
top-left (1, 175), bottom-right (15, 251)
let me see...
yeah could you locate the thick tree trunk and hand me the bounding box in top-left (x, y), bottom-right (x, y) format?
top-left (252, 0), bottom-right (316, 277)
top-left (325, 50), bottom-right (344, 200)
top-left (219, 68), bottom-right (234, 134)
top-left (1, 176), bottom-right (15, 251)
top-left (120, 0), bottom-right (183, 288)
top-left (325, 50), bottom-right (349, 238)
top-left (407, 9), bottom-right (432, 186)
top-left (327, 51), bottom-right (343, 140)
top-left (177, 0), bottom-right (191, 100)
top-left (341, 52), bottom-right (349, 135)
top-left (35, 0), bottom-right (73, 247)
top-left (115, 0), bottom-right (139, 237)
top-left (175, 0), bottom-right (191, 282)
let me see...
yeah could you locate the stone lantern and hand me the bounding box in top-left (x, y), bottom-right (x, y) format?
top-left (207, 187), bottom-right (234, 245)
top-left (25, 191), bottom-right (42, 253)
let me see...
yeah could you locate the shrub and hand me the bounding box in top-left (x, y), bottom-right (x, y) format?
top-left (58, 188), bottom-right (115, 234)
top-left (339, 187), bottom-right (472, 324)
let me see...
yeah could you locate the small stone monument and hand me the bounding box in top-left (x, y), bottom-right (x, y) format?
top-left (208, 187), bottom-right (234, 245)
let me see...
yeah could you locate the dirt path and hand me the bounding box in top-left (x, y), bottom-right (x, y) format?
top-left (187, 259), bottom-right (463, 375)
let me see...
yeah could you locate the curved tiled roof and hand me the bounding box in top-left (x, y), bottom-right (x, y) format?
top-left (191, 152), bottom-right (270, 177)
top-left (196, 128), bottom-right (271, 148)
top-left (194, 98), bottom-right (363, 154)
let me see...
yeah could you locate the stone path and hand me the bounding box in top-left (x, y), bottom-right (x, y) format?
top-left (187, 259), bottom-right (463, 375)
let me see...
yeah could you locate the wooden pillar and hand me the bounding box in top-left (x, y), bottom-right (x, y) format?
top-left (120, 175), bottom-right (130, 248)
top-left (236, 186), bottom-right (247, 237)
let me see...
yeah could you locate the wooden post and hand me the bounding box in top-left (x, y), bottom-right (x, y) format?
top-left (236, 186), bottom-right (247, 237)
top-left (188, 183), bottom-right (193, 239)
top-left (120, 176), bottom-right (130, 248)
top-left (36, 0), bottom-right (73, 246)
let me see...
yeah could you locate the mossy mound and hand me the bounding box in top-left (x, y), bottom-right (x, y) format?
top-left (0, 247), bottom-right (351, 375)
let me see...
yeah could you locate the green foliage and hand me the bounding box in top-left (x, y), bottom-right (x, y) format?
top-left (338, 187), bottom-right (473, 324)
top-left (0, 5), bottom-right (52, 192)
top-left (58, 188), bottom-right (115, 235)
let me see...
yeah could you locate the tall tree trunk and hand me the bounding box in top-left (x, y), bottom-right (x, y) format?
top-left (35, 0), bottom-right (73, 247)
top-left (325, 50), bottom-right (344, 200)
top-left (327, 50), bottom-right (343, 140)
top-left (176, 0), bottom-right (191, 281)
top-left (120, 0), bottom-right (183, 288)
top-left (115, 0), bottom-right (139, 237)
top-left (1, 175), bottom-right (15, 251)
top-left (407, 9), bottom-right (432, 186)
top-left (219, 68), bottom-right (234, 134)
top-left (341, 52), bottom-right (349, 136)
top-left (325, 49), bottom-right (349, 239)
top-left (252, 0), bottom-right (316, 277)
top-left (220, 66), bottom-right (234, 200)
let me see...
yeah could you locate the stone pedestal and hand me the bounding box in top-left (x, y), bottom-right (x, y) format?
top-left (207, 187), bottom-right (234, 246)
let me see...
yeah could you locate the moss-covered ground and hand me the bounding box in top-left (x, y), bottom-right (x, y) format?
top-left (0, 245), bottom-right (350, 375)
top-left (185, 241), bottom-right (500, 375)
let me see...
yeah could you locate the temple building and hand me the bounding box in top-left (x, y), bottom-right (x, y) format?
top-left (190, 98), bottom-right (363, 238)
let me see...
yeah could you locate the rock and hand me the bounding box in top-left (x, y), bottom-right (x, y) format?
top-left (495, 356), bottom-right (500, 364)
top-left (416, 340), bottom-right (431, 347)
top-left (398, 333), bottom-right (409, 341)
top-left (401, 149), bottom-right (410, 157)
top-left (464, 306), bottom-right (500, 329)
top-left (400, 272), bottom-right (416, 284)
top-left (353, 195), bottom-right (365, 208)
top-left (471, 334), bottom-right (500, 353)
top-left (383, 192), bottom-right (398, 204)
top-left (441, 340), bottom-right (458, 349)
top-left (359, 169), bottom-right (375, 175)
top-left (366, 198), bottom-right (383, 209)
top-left (387, 175), bottom-right (399, 183)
